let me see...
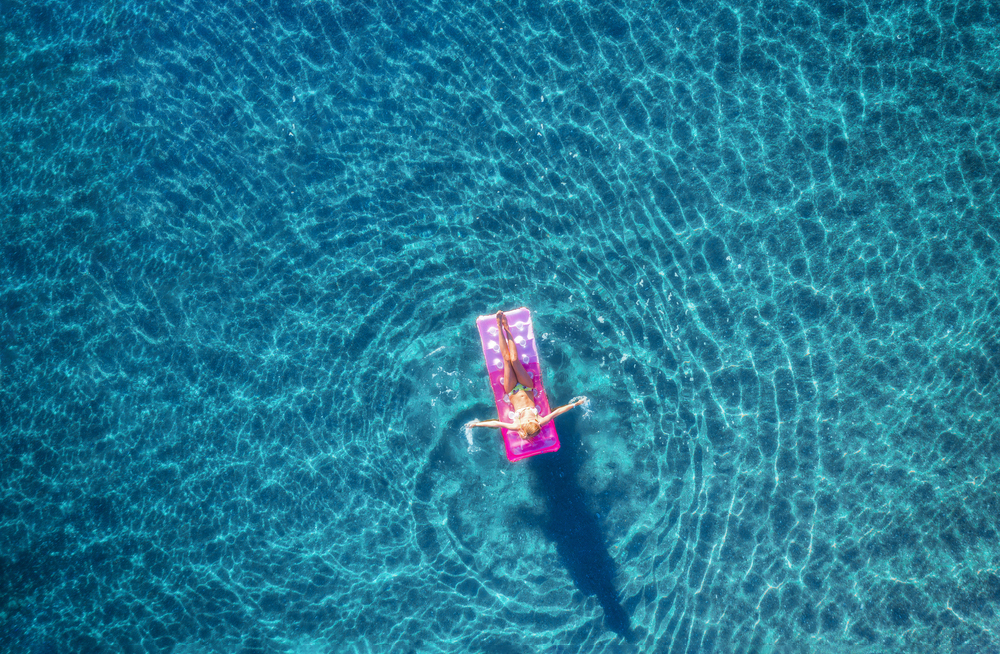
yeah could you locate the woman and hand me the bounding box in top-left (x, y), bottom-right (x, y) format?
top-left (468, 311), bottom-right (587, 440)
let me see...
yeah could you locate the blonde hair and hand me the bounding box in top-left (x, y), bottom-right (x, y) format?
top-left (523, 420), bottom-right (541, 437)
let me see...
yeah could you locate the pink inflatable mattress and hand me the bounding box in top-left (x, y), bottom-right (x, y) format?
top-left (476, 308), bottom-right (560, 461)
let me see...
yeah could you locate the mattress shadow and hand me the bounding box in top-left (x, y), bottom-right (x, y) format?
top-left (527, 412), bottom-right (633, 641)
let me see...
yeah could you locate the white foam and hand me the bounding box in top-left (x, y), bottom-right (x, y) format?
top-left (570, 396), bottom-right (593, 418)
top-left (464, 425), bottom-right (481, 453)
top-left (423, 345), bottom-right (447, 358)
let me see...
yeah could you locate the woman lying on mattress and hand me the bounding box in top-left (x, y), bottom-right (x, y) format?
top-left (467, 311), bottom-right (587, 440)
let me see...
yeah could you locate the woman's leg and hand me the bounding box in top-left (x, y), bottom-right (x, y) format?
top-left (499, 312), bottom-right (533, 389)
top-left (497, 312), bottom-right (516, 393)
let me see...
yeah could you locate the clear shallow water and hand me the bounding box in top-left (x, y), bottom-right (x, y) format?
top-left (2, 0), bottom-right (999, 652)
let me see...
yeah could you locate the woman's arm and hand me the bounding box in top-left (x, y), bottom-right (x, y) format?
top-left (538, 398), bottom-right (587, 426)
top-left (467, 419), bottom-right (517, 429)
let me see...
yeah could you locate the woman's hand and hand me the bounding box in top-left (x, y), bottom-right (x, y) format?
top-left (575, 397), bottom-right (588, 407)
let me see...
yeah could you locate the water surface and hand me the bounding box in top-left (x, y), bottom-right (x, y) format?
top-left (2, 0), bottom-right (999, 652)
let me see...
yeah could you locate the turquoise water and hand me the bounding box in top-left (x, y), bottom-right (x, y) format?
top-left (2, 0), bottom-right (1000, 652)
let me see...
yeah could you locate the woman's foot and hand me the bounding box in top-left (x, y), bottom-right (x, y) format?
top-left (499, 312), bottom-right (513, 340)
top-left (496, 311), bottom-right (510, 362)
top-left (500, 313), bottom-right (520, 365)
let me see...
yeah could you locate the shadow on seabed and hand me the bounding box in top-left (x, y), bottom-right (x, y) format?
top-left (527, 411), bottom-right (634, 642)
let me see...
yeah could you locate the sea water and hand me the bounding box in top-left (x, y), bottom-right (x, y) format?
top-left (2, 0), bottom-right (999, 652)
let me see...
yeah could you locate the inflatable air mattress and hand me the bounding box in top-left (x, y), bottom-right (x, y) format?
top-left (476, 308), bottom-right (560, 462)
